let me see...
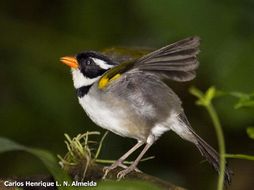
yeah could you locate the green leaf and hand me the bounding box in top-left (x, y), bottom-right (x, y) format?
top-left (189, 86), bottom-right (218, 106)
top-left (234, 100), bottom-right (254, 109)
top-left (204, 86), bottom-right (216, 105)
top-left (97, 180), bottom-right (161, 190)
top-left (0, 137), bottom-right (71, 190)
top-left (229, 91), bottom-right (249, 99)
top-left (247, 127), bottom-right (254, 140)
top-left (0, 137), bottom-right (26, 152)
top-left (229, 91), bottom-right (254, 109)
top-left (189, 86), bottom-right (204, 99)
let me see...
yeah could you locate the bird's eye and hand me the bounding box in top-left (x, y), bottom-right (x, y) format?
top-left (86, 58), bottom-right (95, 65)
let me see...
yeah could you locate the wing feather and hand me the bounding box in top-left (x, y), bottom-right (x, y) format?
top-left (134, 36), bottom-right (200, 81)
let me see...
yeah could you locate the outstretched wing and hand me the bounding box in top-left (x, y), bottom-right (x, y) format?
top-left (134, 36), bottom-right (200, 82)
top-left (98, 36), bottom-right (200, 89)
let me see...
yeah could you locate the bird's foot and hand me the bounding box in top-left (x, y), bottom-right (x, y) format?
top-left (116, 165), bottom-right (140, 180)
top-left (102, 160), bottom-right (125, 179)
top-left (102, 161), bottom-right (141, 180)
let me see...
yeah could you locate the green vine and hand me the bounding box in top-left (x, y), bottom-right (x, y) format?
top-left (190, 86), bottom-right (226, 190)
top-left (190, 86), bottom-right (254, 190)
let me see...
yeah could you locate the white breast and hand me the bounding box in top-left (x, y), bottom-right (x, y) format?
top-left (78, 94), bottom-right (129, 137)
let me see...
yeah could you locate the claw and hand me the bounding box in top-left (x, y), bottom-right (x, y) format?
top-left (116, 165), bottom-right (137, 180)
top-left (117, 171), bottom-right (125, 180)
top-left (102, 166), bottom-right (111, 173)
top-left (103, 162), bottom-right (141, 180)
top-left (102, 160), bottom-right (126, 179)
top-left (102, 168), bottom-right (110, 180)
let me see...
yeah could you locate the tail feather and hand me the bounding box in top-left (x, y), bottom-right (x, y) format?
top-left (194, 132), bottom-right (233, 185)
top-left (178, 113), bottom-right (233, 184)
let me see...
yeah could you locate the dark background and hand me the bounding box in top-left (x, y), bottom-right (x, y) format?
top-left (0, 0), bottom-right (254, 189)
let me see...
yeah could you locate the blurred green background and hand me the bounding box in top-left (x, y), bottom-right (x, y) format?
top-left (0, 0), bottom-right (254, 189)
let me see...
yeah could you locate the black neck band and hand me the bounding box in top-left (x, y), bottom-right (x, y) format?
top-left (76, 85), bottom-right (92, 98)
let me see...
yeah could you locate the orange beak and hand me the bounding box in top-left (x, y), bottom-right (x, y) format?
top-left (60, 56), bottom-right (78, 69)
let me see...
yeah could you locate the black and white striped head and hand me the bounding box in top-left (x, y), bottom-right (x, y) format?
top-left (61, 51), bottom-right (116, 89)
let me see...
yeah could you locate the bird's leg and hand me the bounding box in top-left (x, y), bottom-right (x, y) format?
top-left (103, 141), bottom-right (144, 179)
top-left (117, 136), bottom-right (154, 180)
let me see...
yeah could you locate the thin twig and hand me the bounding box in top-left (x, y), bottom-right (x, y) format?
top-left (95, 131), bottom-right (108, 159)
top-left (225, 154), bottom-right (254, 161)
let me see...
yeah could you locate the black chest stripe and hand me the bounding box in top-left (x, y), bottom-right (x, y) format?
top-left (76, 85), bottom-right (92, 98)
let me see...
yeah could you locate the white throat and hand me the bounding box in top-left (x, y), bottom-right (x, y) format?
top-left (71, 68), bottom-right (100, 89)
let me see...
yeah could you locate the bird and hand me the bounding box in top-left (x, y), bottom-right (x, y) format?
top-left (60, 36), bottom-right (232, 183)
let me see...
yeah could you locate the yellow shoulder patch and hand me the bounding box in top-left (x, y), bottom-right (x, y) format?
top-left (110, 73), bottom-right (121, 81)
top-left (98, 74), bottom-right (121, 89)
top-left (98, 77), bottom-right (109, 89)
